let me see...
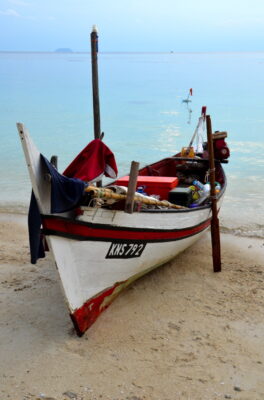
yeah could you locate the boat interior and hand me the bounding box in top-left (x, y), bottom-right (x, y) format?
top-left (81, 152), bottom-right (226, 212)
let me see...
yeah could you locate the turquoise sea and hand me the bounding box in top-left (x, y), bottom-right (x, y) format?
top-left (0, 52), bottom-right (263, 238)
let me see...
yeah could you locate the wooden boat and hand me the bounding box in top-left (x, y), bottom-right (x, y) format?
top-left (17, 119), bottom-right (229, 336)
top-left (17, 28), bottom-right (229, 335)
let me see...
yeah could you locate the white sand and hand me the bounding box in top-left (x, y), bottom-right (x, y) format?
top-left (0, 213), bottom-right (264, 400)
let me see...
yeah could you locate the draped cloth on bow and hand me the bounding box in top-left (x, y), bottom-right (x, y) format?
top-left (63, 139), bottom-right (118, 182)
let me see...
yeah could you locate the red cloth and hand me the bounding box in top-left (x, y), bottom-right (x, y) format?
top-left (213, 139), bottom-right (230, 160)
top-left (63, 139), bottom-right (118, 182)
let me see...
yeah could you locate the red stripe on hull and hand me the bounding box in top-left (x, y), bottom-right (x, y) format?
top-left (70, 281), bottom-right (124, 336)
top-left (42, 217), bottom-right (211, 242)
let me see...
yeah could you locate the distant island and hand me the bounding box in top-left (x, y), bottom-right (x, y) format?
top-left (55, 48), bottom-right (73, 53)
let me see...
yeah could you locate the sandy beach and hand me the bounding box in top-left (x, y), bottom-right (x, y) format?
top-left (0, 213), bottom-right (263, 400)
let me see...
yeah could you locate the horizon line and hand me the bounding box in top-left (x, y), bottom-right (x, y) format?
top-left (1, 50), bottom-right (264, 54)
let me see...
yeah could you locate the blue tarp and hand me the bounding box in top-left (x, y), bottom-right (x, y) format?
top-left (28, 155), bottom-right (86, 264)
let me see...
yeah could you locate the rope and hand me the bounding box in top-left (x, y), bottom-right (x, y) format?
top-left (84, 185), bottom-right (186, 210)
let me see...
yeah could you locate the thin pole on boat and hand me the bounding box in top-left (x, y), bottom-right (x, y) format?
top-left (125, 161), bottom-right (139, 213)
top-left (50, 155), bottom-right (58, 169)
top-left (90, 25), bottom-right (101, 140)
top-left (206, 115), bottom-right (221, 272)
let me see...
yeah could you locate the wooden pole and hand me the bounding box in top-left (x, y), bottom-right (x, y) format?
top-left (50, 155), bottom-right (58, 169)
top-left (124, 161), bottom-right (139, 214)
top-left (90, 25), bottom-right (101, 140)
top-left (206, 115), bottom-right (221, 272)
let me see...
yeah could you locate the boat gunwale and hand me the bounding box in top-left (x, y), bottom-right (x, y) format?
top-left (41, 213), bottom-right (212, 233)
top-left (41, 216), bottom-right (211, 243)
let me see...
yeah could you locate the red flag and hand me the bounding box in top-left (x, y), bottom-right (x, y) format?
top-left (201, 106), bottom-right (207, 118)
top-left (63, 139), bottom-right (118, 182)
top-left (189, 88), bottom-right (193, 96)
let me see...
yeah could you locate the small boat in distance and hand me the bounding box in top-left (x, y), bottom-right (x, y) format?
top-left (17, 30), bottom-right (230, 336)
top-left (182, 88), bottom-right (193, 103)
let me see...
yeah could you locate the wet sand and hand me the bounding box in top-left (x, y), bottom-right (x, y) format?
top-left (0, 213), bottom-right (264, 400)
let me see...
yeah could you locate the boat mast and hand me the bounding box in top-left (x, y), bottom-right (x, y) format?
top-left (90, 25), bottom-right (101, 140)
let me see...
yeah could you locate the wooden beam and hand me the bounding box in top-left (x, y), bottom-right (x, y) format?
top-left (206, 115), bottom-right (221, 272)
top-left (125, 161), bottom-right (139, 214)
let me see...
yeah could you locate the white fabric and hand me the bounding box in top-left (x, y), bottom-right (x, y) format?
top-left (194, 116), bottom-right (205, 154)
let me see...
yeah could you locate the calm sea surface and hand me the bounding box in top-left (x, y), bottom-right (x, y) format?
top-left (0, 52), bottom-right (263, 237)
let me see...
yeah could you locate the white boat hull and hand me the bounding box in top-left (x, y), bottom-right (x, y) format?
top-left (42, 205), bottom-right (213, 334)
top-left (17, 123), bottom-right (225, 335)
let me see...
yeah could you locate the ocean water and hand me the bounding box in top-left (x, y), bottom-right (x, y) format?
top-left (0, 51), bottom-right (263, 238)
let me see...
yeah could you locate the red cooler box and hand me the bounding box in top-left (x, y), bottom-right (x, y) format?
top-left (114, 176), bottom-right (179, 200)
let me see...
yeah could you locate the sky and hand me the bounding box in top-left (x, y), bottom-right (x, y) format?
top-left (0, 0), bottom-right (264, 52)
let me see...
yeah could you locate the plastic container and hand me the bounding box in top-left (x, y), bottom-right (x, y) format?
top-left (203, 183), bottom-right (211, 193)
top-left (114, 176), bottom-right (179, 200)
top-left (189, 203), bottom-right (199, 208)
top-left (193, 181), bottom-right (210, 205)
top-left (215, 182), bottom-right (221, 192)
top-left (192, 181), bottom-right (221, 205)
top-left (189, 185), bottom-right (199, 201)
top-left (181, 147), bottom-right (195, 158)
top-left (168, 186), bottom-right (193, 207)
top-left (136, 186), bottom-right (147, 196)
top-left (193, 180), bottom-right (205, 191)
